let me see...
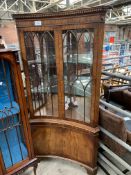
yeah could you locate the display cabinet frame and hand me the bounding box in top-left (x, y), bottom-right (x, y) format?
top-left (13, 7), bottom-right (107, 175)
top-left (0, 50), bottom-right (38, 175)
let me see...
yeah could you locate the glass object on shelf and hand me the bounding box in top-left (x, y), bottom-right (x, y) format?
top-left (63, 29), bottom-right (94, 123)
top-left (0, 60), bottom-right (28, 168)
top-left (24, 31), bottom-right (58, 117)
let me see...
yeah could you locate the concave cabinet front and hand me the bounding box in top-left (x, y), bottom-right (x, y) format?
top-left (13, 7), bottom-right (107, 175)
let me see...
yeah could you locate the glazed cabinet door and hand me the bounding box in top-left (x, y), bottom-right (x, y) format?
top-left (23, 31), bottom-right (58, 118)
top-left (56, 25), bottom-right (104, 126)
top-left (62, 29), bottom-right (94, 123)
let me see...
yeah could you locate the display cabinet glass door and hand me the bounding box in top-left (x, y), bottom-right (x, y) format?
top-left (63, 29), bottom-right (94, 123)
top-left (24, 31), bottom-right (58, 117)
top-left (0, 59), bottom-right (28, 169)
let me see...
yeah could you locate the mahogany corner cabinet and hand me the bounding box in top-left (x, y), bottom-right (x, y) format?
top-left (13, 7), bottom-right (107, 175)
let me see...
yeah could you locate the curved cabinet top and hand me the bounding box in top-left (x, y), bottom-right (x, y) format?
top-left (13, 7), bottom-right (108, 29)
top-left (13, 6), bottom-right (108, 19)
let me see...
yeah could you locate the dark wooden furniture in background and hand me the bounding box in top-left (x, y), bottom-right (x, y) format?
top-left (99, 106), bottom-right (131, 165)
top-left (103, 83), bottom-right (131, 111)
top-left (0, 50), bottom-right (38, 175)
top-left (13, 7), bottom-right (107, 175)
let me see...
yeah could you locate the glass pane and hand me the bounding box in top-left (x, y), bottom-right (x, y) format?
top-left (0, 60), bottom-right (28, 169)
top-left (24, 32), bottom-right (58, 117)
top-left (63, 29), bottom-right (94, 123)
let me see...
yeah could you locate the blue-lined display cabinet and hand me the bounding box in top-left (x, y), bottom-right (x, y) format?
top-left (0, 49), bottom-right (37, 175)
